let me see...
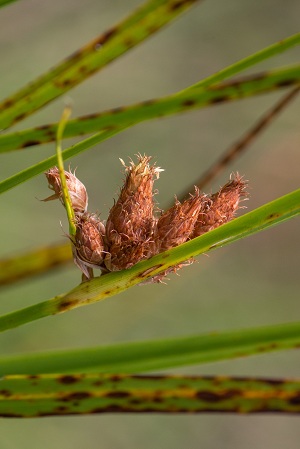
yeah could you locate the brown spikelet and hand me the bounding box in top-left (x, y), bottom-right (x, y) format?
top-left (73, 213), bottom-right (106, 279)
top-left (105, 154), bottom-right (162, 271)
top-left (44, 167), bottom-right (88, 214)
top-left (146, 188), bottom-right (206, 283)
top-left (155, 187), bottom-right (207, 253)
top-left (192, 173), bottom-right (248, 238)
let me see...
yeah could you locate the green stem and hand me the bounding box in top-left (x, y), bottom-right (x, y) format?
top-left (55, 106), bottom-right (76, 236)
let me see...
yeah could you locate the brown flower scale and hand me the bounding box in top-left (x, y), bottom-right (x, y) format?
top-left (104, 156), bottom-right (162, 271)
top-left (44, 167), bottom-right (88, 214)
top-left (73, 213), bottom-right (106, 279)
top-left (44, 155), bottom-right (248, 282)
top-left (155, 188), bottom-right (207, 253)
top-left (192, 174), bottom-right (248, 238)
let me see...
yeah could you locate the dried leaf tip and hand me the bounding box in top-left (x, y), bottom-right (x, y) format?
top-left (44, 167), bottom-right (88, 214)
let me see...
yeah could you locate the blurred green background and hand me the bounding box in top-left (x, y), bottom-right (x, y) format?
top-left (1, 0), bottom-right (300, 447)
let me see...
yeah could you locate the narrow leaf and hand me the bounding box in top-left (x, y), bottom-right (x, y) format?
top-left (0, 187), bottom-right (299, 332)
top-left (1, 321), bottom-right (300, 375)
top-left (0, 0), bottom-right (200, 130)
top-left (1, 61), bottom-right (300, 153)
top-left (0, 242), bottom-right (72, 287)
top-left (1, 374), bottom-right (300, 417)
top-left (1, 65), bottom-right (300, 195)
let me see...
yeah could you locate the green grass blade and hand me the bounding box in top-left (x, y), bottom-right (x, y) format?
top-left (1, 374), bottom-right (300, 417)
top-left (186, 32), bottom-right (300, 91)
top-left (1, 321), bottom-right (300, 375)
top-left (0, 0), bottom-right (18, 7)
top-left (0, 0), bottom-right (200, 130)
top-left (0, 187), bottom-right (299, 332)
top-left (0, 242), bottom-right (72, 287)
top-left (0, 65), bottom-right (299, 196)
top-left (1, 62), bottom-right (300, 154)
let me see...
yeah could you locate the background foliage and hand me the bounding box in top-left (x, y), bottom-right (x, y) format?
top-left (0, 0), bottom-right (300, 447)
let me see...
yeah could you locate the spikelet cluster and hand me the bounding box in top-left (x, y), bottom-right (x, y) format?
top-left (44, 155), bottom-right (248, 282)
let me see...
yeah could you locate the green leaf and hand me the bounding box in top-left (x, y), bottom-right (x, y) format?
top-left (1, 321), bottom-right (300, 375)
top-left (0, 0), bottom-right (200, 130)
top-left (1, 61), bottom-right (300, 154)
top-left (0, 242), bottom-right (72, 287)
top-left (0, 186), bottom-right (299, 333)
top-left (1, 373), bottom-right (300, 417)
top-left (1, 65), bottom-right (300, 195)
top-left (0, 0), bottom-right (18, 7)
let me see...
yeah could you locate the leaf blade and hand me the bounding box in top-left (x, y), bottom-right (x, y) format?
top-left (0, 187), bottom-right (299, 332)
top-left (1, 321), bottom-right (300, 375)
top-left (1, 374), bottom-right (300, 417)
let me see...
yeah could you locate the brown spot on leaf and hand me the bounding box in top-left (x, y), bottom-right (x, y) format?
top-left (182, 99), bottom-right (196, 107)
top-left (1, 412), bottom-right (24, 418)
top-left (2, 98), bottom-right (13, 109)
top-left (109, 375), bottom-right (124, 382)
top-left (169, 0), bottom-right (195, 11)
top-left (262, 378), bottom-right (285, 386)
top-left (14, 113), bottom-right (27, 123)
top-left (105, 391), bottom-right (130, 399)
top-left (84, 112), bottom-right (102, 121)
top-left (54, 406), bottom-right (69, 414)
top-left (266, 212), bottom-right (280, 221)
top-left (276, 79), bottom-right (297, 88)
top-left (79, 65), bottom-right (89, 75)
top-left (103, 290), bottom-right (111, 295)
top-left (21, 140), bottom-right (41, 148)
top-left (57, 299), bottom-right (78, 313)
top-left (0, 390), bottom-right (12, 397)
top-left (123, 37), bottom-right (135, 48)
top-left (58, 375), bottom-right (79, 385)
top-left (65, 49), bottom-right (83, 63)
top-left (61, 391), bottom-right (91, 402)
top-left (210, 95), bottom-right (230, 104)
top-left (289, 393), bottom-right (300, 405)
top-left (257, 343), bottom-right (278, 352)
top-left (97, 27), bottom-right (118, 46)
top-left (196, 389), bottom-right (239, 402)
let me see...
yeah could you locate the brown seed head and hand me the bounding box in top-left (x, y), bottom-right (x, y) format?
top-left (44, 167), bottom-right (88, 214)
top-left (155, 187), bottom-right (207, 253)
top-left (73, 213), bottom-right (106, 278)
top-left (105, 154), bottom-right (162, 271)
top-left (192, 173), bottom-right (248, 237)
